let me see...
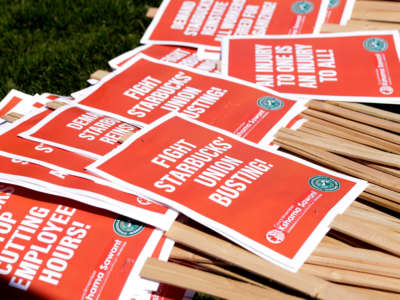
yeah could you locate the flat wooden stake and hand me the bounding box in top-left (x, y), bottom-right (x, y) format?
top-left (140, 258), bottom-right (302, 300)
top-left (321, 20), bottom-right (400, 32)
top-left (276, 128), bottom-right (400, 181)
top-left (358, 192), bottom-right (400, 213)
top-left (165, 222), bottom-right (369, 300)
top-left (363, 163), bottom-right (400, 177)
top-left (343, 285), bottom-right (400, 300)
top-left (300, 116), bottom-right (400, 155)
top-left (118, 131), bottom-right (134, 143)
top-left (328, 101), bottom-right (400, 124)
top-left (2, 112), bottom-right (24, 123)
top-left (46, 101), bottom-right (67, 110)
top-left (146, 7), bottom-right (158, 18)
top-left (312, 244), bottom-right (400, 269)
top-left (170, 246), bottom-right (280, 290)
top-left (345, 206), bottom-right (400, 233)
top-left (352, 0), bottom-right (400, 23)
top-left (307, 100), bottom-right (400, 134)
top-left (331, 214), bottom-right (400, 257)
top-left (302, 108), bottom-right (400, 146)
top-left (301, 263), bottom-right (400, 293)
top-left (307, 254), bottom-right (400, 279)
top-left (90, 69), bottom-right (110, 81)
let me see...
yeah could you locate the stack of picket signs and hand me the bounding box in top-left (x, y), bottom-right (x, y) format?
top-left (1, 0), bottom-right (400, 299)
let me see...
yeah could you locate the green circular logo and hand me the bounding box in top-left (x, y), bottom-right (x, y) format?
top-left (328, 0), bottom-right (340, 8)
top-left (309, 176), bottom-right (340, 192)
top-left (291, 1), bottom-right (315, 14)
top-left (363, 37), bottom-right (388, 53)
top-left (257, 96), bottom-right (284, 110)
top-left (113, 216), bottom-right (144, 237)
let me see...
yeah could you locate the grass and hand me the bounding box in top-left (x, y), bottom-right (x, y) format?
top-left (0, 0), bottom-right (162, 99)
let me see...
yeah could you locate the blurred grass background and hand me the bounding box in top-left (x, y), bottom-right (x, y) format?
top-left (0, 0), bottom-right (161, 99)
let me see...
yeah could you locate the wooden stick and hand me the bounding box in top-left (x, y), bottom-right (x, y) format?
top-left (307, 255), bottom-right (400, 279)
top-left (140, 258), bottom-right (301, 300)
top-left (301, 263), bottom-right (400, 292)
top-left (276, 128), bottom-right (400, 178)
top-left (300, 116), bottom-right (400, 154)
top-left (352, 201), bottom-right (400, 224)
top-left (89, 69), bottom-right (110, 81)
top-left (352, 0), bottom-right (400, 23)
top-left (364, 184), bottom-right (400, 205)
top-left (302, 109), bottom-right (400, 145)
top-left (321, 20), bottom-right (400, 32)
top-left (170, 246), bottom-right (275, 289)
top-left (328, 101), bottom-right (400, 124)
top-left (312, 244), bottom-right (400, 269)
top-left (297, 126), bottom-right (400, 162)
top-left (119, 131), bottom-right (134, 143)
top-left (46, 101), bottom-right (67, 110)
top-left (2, 112), bottom-right (24, 123)
top-left (345, 206), bottom-right (400, 232)
top-left (146, 7), bottom-right (158, 18)
top-left (165, 222), bottom-right (367, 300)
top-left (363, 162), bottom-right (400, 177)
top-left (330, 214), bottom-right (400, 257)
top-left (307, 100), bottom-right (400, 134)
top-left (354, 0), bottom-right (400, 12)
top-left (358, 192), bottom-right (400, 213)
top-left (320, 235), bottom-right (352, 248)
top-left (273, 138), bottom-right (400, 204)
top-left (341, 285), bottom-right (400, 300)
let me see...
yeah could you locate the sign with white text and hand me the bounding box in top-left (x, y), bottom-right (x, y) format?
top-left (221, 31), bottom-right (400, 103)
top-left (109, 44), bottom-right (218, 73)
top-left (20, 106), bottom-right (140, 160)
top-left (88, 114), bottom-right (367, 271)
top-left (141, 0), bottom-right (329, 50)
top-left (76, 54), bottom-right (306, 147)
top-left (0, 184), bottom-right (165, 299)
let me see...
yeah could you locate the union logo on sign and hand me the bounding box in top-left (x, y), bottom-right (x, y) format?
top-left (291, 1), bottom-right (315, 14)
top-left (308, 175), bottom-right (340, 192)
top-left (113, 215), bottom-right (145, 237)
top-left (257, 96), bottom-right (284, 110)
top-left (363, 37), bottom-right (388, 53)
top-left (328, 0), bottom-right (340, 9)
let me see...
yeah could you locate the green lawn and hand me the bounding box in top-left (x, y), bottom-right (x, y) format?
top-left (0, 0), bottom-right (162, 99)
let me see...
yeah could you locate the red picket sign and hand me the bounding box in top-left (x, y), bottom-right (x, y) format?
top-left (0, 184), bottom-right (166, 299)
top-left (221, 31), bottom-right (400, 103)
top-left (20, 106), bottom-right (140, 159)
top-left (88, 113), bottom-right (367, 271)
top-left (76, 54), bottom-right (306, 148)
top-left (141, 0), bottom-right (329, 50)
